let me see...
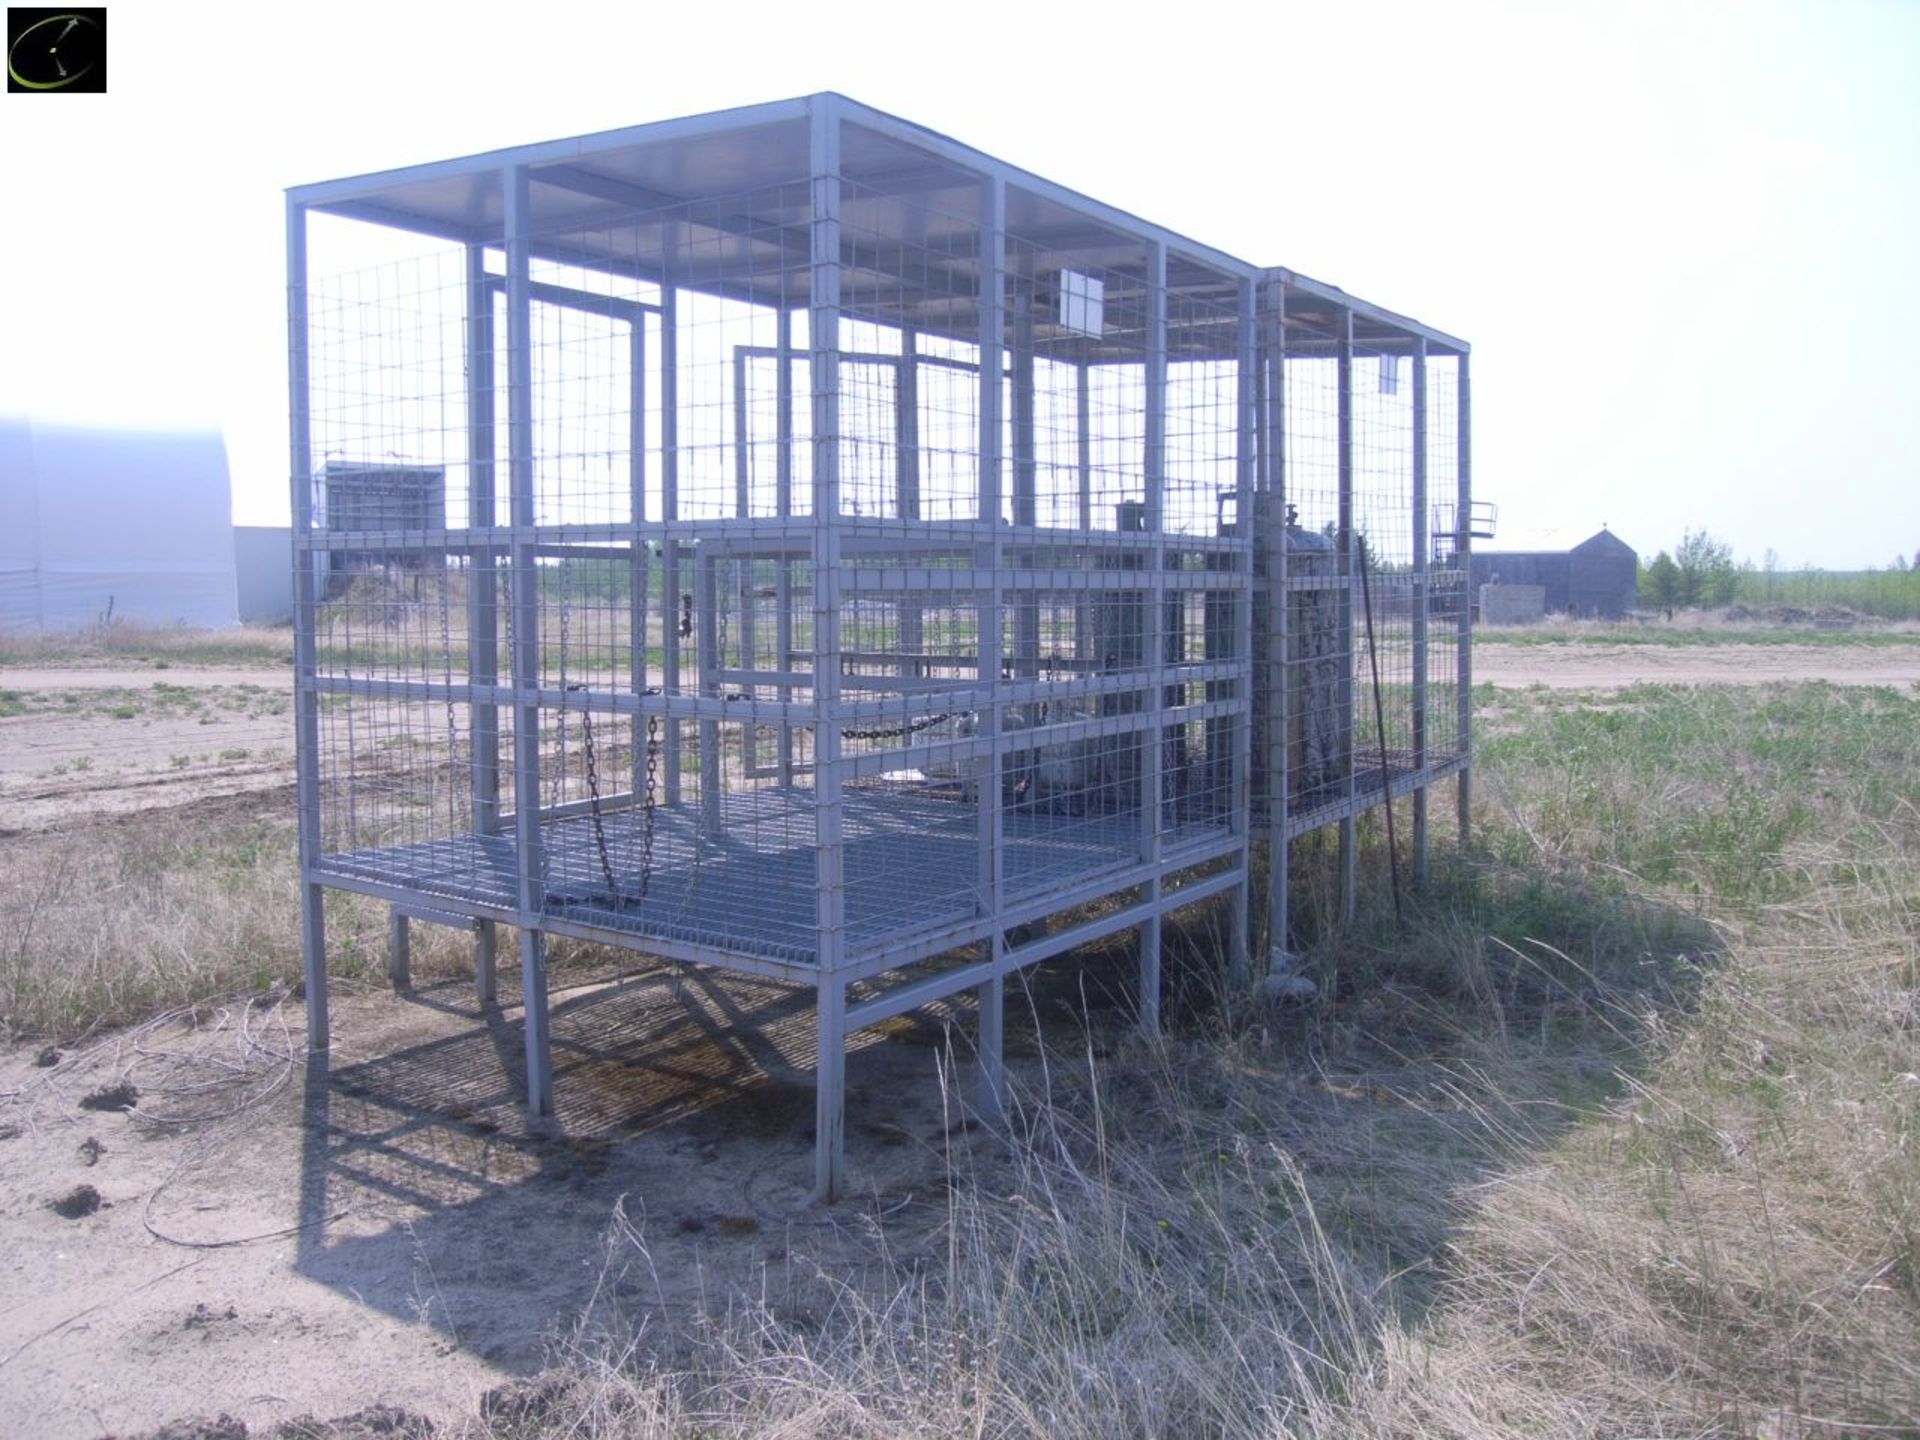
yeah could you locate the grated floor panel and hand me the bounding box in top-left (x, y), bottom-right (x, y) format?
top-left (320, 786), bottom-right (1231, 965)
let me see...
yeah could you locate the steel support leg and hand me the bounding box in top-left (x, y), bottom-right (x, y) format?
top-left (976, 959), bottom-right (1006, 1126)
top-left (474, 920), bottom-right (497, 1004)
top-left (1140, 893), bottom-right (1162, 1037)
top-left (300, 882), bottom-right (327, 1049)
top-left (387, 908), bottom-right (411, 991)
top-left (814, 976), bottom-right (846, 1202)
top-left (520, 928), bottom-right (552, 1115)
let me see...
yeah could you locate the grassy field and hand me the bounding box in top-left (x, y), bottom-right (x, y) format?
top-left (1476, 613), bottom-right (1920, 648)
top-left (3, 677), bottom-right (1917, 1435)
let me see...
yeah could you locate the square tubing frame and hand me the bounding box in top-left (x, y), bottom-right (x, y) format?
top-left (504, 163), bottom-right (554, 1116)
top-left (287, 198), bottom-right (328, 1052)
top-left (810, 101), bottom-right (849, 1201)
top-left (1410, 336), bottom-right (1430, 887)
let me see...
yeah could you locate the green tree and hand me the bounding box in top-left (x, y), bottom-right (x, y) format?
top-left (1642, 550), bottom-right (1680, 609)
top-left (1675, 529), bottom-right (1737, 608)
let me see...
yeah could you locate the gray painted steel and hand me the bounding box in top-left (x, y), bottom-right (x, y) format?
top-left (285, 93), bottom-right (1471, 1202)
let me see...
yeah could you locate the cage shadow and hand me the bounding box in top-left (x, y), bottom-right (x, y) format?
top-left (291, 962), bottom-right (963, 1373)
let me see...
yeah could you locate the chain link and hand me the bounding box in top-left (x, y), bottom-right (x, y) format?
top-left (838, 711), bottom-right (956, 742)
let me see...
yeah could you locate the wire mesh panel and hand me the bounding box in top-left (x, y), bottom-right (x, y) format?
top-left (290, 97), bottom-right (1462, 1194)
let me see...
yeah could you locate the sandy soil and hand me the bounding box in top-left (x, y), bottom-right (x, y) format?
top-left (0, 667), bottom-right (297, 835)
top-left (1473, 642), bottom-right (1920, 690)
top-left (7, 646), bottom-right (1914, 835)
top-left (3, 636), bottom-right (1914, 1435)
top-left (0, 969), bottom-right (1019, 1438)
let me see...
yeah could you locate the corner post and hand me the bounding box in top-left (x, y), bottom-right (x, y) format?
top-left (1335, 306), bottom-right (1357, 923)
top-left (1229, 273), bottom-right (1257, 986)
top-left (503, 162), bottom-right (552, 1115)
top-left (808, 98), bottom-right (848, 1203)
top-left (464, 240), bottom-right (501, 1003)
top-left (1139, 238), bottom-right (1168, 1036)
top-left (287, 196), bottom-right (328, 1050)
top-left (1456, 352), bottom-right (1473, 847)
top-left (1411, 335), bottom-right (1430, 887)
top-left (1263, 284), bottom-right (1291, 962)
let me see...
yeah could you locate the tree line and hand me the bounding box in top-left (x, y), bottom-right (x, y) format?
top-left (1639, 531), bottom-right (1920, 619)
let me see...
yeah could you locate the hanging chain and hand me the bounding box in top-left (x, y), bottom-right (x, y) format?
top-left (638, 713), bottom-right (660, 904)
top-left (839, 710), bottom-right (956, 742)
top-left (577, 698), bottom-right (661, 910)
top-left (577, 689), bottom-right (617, 895)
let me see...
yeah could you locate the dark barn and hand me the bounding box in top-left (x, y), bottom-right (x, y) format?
top-left (1472, 527), bottom-right (1637, 618)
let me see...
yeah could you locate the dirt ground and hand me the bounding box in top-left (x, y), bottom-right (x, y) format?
top-left (1468, 641), bottom-right (1920, 690)
top-left (0, 667), bottom-right (297, 834)
top-left (4, 635), bottom-right (1917, 1436)
top-left (6, 642), bottom-right (1917, 835)
top-left (0, 966), bottom-right (1028, 1438)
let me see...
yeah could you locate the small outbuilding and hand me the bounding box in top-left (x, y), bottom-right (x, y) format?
top-left (1471, 526), bottom-right (1637, 618)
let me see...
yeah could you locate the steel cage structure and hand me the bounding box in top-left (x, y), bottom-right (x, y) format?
top-left (286, 93), bottom-right (1472, 1200)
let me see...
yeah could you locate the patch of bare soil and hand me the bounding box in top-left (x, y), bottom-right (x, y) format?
top-left (0, 667), bottom-right (298, 833)
top-left (1474, 643), bottom-right (1920, 690)
top-left (0, 969), bottom-right (1013, 1438)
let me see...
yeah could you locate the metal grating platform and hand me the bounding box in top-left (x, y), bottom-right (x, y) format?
top-left (320, 786), bottom-right (1232, 965)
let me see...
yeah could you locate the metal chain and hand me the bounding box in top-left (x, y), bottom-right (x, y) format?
top-left (577, 698), bottom-right (661, 910)
top-left (638, 713), bottom-right (660, 904)
top-left (577, 688), bottom-right (617, 895)
top-left (839, 710), bottom-right (955, 742)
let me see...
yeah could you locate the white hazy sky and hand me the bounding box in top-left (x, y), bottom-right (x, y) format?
top-left (2, 0), bottom-right (1915, 567)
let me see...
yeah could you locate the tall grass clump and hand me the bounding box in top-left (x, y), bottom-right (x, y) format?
top-left (482, 681), bottom-right (1920, 1437)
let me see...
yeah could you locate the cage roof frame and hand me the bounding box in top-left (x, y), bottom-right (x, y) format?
top-left (289, 92), bottom-right (1468, 358)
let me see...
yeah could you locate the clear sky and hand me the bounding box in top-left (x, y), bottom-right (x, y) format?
top-left (3, 0), bottom-right (1914, 568)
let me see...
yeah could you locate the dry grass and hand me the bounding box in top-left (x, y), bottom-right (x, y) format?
top-left (4, 680), bottom-right (1917, 1436)
top-left (0, 616), bottom-right (295, 668)
top-left (0, 799), bottom-right (454, 1039)
top-left (463, 681), bottom-right (1920, 1438)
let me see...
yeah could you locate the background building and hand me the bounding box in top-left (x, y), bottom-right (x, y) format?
top-left (1471, 526), bottom-right (1637, 618)
top-left (0, 416), bottom-right (238, 629)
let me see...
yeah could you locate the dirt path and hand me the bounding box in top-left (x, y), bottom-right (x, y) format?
top-left (0, 666), bottom-right (293, 692)
top-left (1473, 642), bottom-right (1920, 689)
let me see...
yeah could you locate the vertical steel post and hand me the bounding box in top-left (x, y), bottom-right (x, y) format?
top-left (1229, 274), bottom-right (1256, 986)
top-left (1455, 351), bottom-right (1473, 846)
top-left (1074, 358), bottom-right (1093, 672)
top-left (629, 312), bottom-right (650, 807)
top-left (661, 286), bottom-right (683, 806)
top-left (698, 552), bottom-right (722, 836)
top-left (976, 174), bottom-right (1009, 1108)
top-left (733, 344), bottom-right (757, 775)
top-left (1139, 239), bottom-right (1167, 1036)
top-left (287, 198), bottom-right (328, 1050)
top-left (775, 305), bottom-right (796, 787)
top-left (809, 98), bottom-right (848, 1202)
top-left (465, 242), bottom-right (500, 1004)
top-left (1335, 306), bottom-right (1357, 924)
top-left (897, 326), bottom-right (924, 680)
top-left (1011, 290), bottom-right (1039, 679)
top-left (387, 908), bottom-right (411, 991)
top-left (503, 164), bottom-right (552, 1115)
top-left (977, 939), bottom-right (1007, 1126)
top-left (1263, 287), bottom-right (1291, 962)
top-left (1410, 336), bottom-right (1430, 887)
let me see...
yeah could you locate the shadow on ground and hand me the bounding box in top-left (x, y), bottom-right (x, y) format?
top-left (288, 847), bottom-right (1720, 1380)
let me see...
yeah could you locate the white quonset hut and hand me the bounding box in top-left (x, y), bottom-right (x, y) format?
top-left (0, 417), bottom-right (238, 630)
top-left (286, 94), bottom-right (1474, 1200)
